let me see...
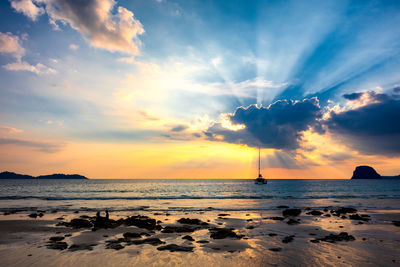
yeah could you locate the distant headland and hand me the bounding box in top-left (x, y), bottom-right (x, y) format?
top-left (351, 166), bottom-right (400, 179)
top-left (0, 171), bottom-right (88, 180)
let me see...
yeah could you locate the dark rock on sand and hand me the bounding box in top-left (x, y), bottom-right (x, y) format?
top-left (218, 213), bottom-right (230, 217)
top-left (28, 213), bottom-right (38, 218)
top-left (268, 216), bottom-right (285, 221)
top-left (335, 207), bottom-right (357, 214)
top-left (68, 244), bottom-right (96, 251)
top-left (311, 232), bottom-right (355, 243)
top-left (268, 233), bottom-right (277, 237)
top-left (123, 215), bottom-right (161, 231)
top-left (123, 232), bottom-right (142, 239)
top-left (49, 236), bottom-right (65, 242)
top-left (182, 235), bottom-right (195, 241)
top-left (162, 225), bottom-right (198, 233)
top-left (196, 240), bottom-right (209, 243)
top-left (106, 243), bottom-right (124, 250)
top-left (246, 226), bottom-right (254, 229)
top-left (128, 238), bottom-right (165, 246)
top-left (351, 166), bottom-right (381, 179)
top-left (58, 218), bottom-right (92, 229)
top-left (306, 210), bottom-right (323, 216)
top-left (282, 209), bottom-right (301, 217)
top-left (209, 228), bottom-right (244, 239)
top-left (269, 247), bottom-right (282, 252)
top-left (282, 235), bottom-right (294, 243)
top-left (392, 221), bottom-right (400, 227)
top-left (277, 205), bottom-right (289, 209)
top-left (46, 241), bottom-right (68, 250)
top-left (286, 218), bottom-right (300, 225)
top-left (157, 244), bottom-right (194, 252)
top-left (349, 214), bottom-right (370, 221)
top-left (177, 218), bottom-right (208, 225)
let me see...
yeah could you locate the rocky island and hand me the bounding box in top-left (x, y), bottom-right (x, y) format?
top-left (0, 171), bottom-right (88, 180)
top-left (351, 166), bottom-right (400, 179)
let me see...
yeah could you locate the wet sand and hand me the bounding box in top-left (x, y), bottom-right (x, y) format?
top-left (0, 207), bottom-right (399, 267)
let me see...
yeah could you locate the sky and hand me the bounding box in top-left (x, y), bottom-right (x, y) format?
top-left (0, 0), bottom-right (400, 179)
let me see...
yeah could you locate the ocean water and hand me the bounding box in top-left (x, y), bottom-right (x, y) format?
top-left (0, 179), bottom-right (399, 213)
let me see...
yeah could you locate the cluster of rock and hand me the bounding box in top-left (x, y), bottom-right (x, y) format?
top-left (51, 213), bottom-right (244, 252)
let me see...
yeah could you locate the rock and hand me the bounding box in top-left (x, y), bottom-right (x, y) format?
top-left (49, 236), bottom-right (64, 242)
top-left (336, 207), bottom-right (357, 214)
top-left (196, 240), bottom-right (209, 243)
top-left (68, 244), bottom-right (96, 251)
top-left (64, 234), bottom-right (72, 237)
top-left (46, 241), bottom-right (68, 250)
top-left (246, 226), bottom-right (254, 229)
top-left (128, 238), bottom-right (165, 246)
top-left (123, 215), bottom-right (161, 231)
top-left (28, 213), bottom-right (38, 218)
top-left (38, 213), bottom-right (44, 217)
top-left (392, 221), bottom-right (400, 227)
top-left (177, 218), bottom-right (208, 225)
top-left (282, 209), bottom-right (301, 217)
top-left (324, 214), bottom-right (331, 217)
top-left (277, 205), bottom-right (289, 209)
top-left (106, 243), bottom-right (124, 250)
top-left (282, 235), bottom-right (294, 243)
top-left (58, 218), bottom-right (93, 229)
top-left (123, 232), bottom-right (142, 239)
top-left (162, 225), bottom-right (198, 233)
top-left (268, 233), bottom-right (277, 237)
top-left (306, 210), bottom-right (323, 216)
top-left (269, 247), bottom-right (282, 252)
top-left (182, 235), bottom-right (194, 241)
top-left (286, 219), bottom-right (300, 225)
top-left (217, 213), bottom-right (230, 217)
top-left (349, 214), bottom-right (370, 221)
top-left (157, 244), bottom-right (194, 252)
top-left (209, 228), bottom-right (244, 239)
top-left (268, 216), bottom-right (284, 221)
top-left (312, 232), bottom-right (355, 243)
top-left (351, 166), bottom-right (381, 179)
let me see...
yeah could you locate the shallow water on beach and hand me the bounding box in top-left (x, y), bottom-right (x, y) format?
top-left (1, 179), bottom-right (399, 213)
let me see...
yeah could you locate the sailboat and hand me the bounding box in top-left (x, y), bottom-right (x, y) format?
top-left (255, 147), bottom-right (267, 184)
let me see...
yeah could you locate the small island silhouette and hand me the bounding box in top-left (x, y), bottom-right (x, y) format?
top-left (351, 166), bottom-right (400, 179)
top-left (0, 171), bottom-right (88, 180)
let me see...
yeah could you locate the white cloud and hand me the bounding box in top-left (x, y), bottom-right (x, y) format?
top-left (9, 0), bottom-right (44, 21)
top-left (1, 31), bottom-right (56, 75)
top-left (12, 0), bottom-right (145, 55)
top-left (69, 43), bottom-right (79, 51)
top-left (117, 56), bottom-right (135, 64)
top-left (3, 61), bottom-right (57, 75)
top-left (0, 32), bottom-right (25, 60)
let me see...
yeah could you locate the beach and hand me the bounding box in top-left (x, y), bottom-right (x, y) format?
top-left (0, 204), bottom-right (399, 266)
top-left (0, 179), bottom-right (399, 266)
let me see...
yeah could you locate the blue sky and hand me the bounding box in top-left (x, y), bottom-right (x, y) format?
top-left (0, 0), bottom-right (400, 178)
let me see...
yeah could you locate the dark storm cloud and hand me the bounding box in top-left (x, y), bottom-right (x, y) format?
top-left (343, 92), bottom-right (364, 100)
top-left (205, 98), bottom-right (322, 150)
top-left (326, 91), bottom-right (400, 155)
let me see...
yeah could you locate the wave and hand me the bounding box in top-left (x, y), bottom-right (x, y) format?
top-left (1, 194), bottom-right (400, 201)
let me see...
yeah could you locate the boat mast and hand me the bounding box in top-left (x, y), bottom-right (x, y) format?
top-left (258, 147), bottom-right (261, 176)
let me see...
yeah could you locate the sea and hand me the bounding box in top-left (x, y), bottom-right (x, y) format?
top-left (0, 179), bottom-right (399, 214)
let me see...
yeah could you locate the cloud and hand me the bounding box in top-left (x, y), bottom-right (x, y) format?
top-left (0, 31), bottom-right (55, 75)
top-left (9, 0), bottom-right (44, 21)
top-left (205, 98), bottom-right (322, 150)
top-left (325, 91), bottom-right (400, 155)
top-left (0, 126), bottom-right (23, 135)
top-left (3, 61), bottom-right (56, 75)
top-left (170, 125), bottom-right (188, 132)
top-left (69, 43), bottom-right (79, 50)
top-left (0, 32), bottom-right (25, 60)
top-left (0, 137), bottom-right (63, 153)
top-left (262, 151), bottom-right (317, 169)
top-left (117, 56), bottom-right (135, 64)
top-left (13, 0), bottom-right (145, 55)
